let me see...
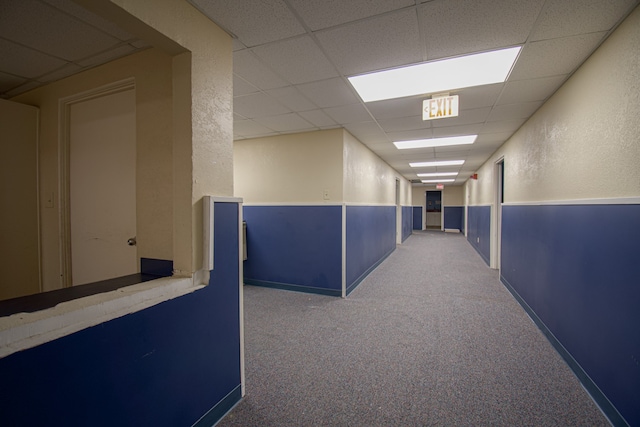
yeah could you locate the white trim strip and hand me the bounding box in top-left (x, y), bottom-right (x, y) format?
top-left (502, 197), bottom-right (640, 206)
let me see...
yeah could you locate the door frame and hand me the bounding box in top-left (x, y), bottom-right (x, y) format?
top-left (58, 78), bottom-right (135, 288)
top-left (490, 156), bottom-right (504, 270)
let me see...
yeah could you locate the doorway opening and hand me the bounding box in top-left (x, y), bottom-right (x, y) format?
top-left (426, 190), bottom-right (442, 230)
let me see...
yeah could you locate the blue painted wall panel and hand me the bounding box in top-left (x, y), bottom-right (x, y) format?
top-left (346, 205), bottom-right (396, 293)
top-left (467, 205), bottom-right (491, 265)
top-left (243, 206), bottom-right (342, 292)
top-left (401, 206), bottom-right (412, 242)
top-left (501, 204), bottom-right (640, 426)
top-left (412, 206), bottom-right (422, 230)
top-left (0, 202), bottom-right (242, 426)
top-left (444, 206), bottom-right (463, 231)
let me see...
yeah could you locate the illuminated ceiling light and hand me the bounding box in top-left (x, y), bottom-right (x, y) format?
top-left (410, 160), bottom-right (465, 168)
top-left (348, 46), bottom-right (521, 102)
top-left (417, 172), bottom-right (458, 177)
top-left (394, 135), bottom-right (477, 149)
top-left (421, 179), bottom-right (456, 183)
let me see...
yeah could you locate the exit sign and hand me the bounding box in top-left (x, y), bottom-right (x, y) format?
top-left (423, 95), bottom-right (459, 121)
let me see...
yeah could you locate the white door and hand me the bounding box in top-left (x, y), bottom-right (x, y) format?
top-left (0, 99), bottom-right (40, 299)
top-left (69, 89), bottom-right (137, 286)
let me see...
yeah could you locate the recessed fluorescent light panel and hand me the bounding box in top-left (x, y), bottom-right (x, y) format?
top-left (417, 172), bottom-right (458, 177)
top-left (410, 160), bottom-right (465, 168)
top-left (421, 179), bottom-right (456, 183)
top-left (394, 135), bottom-right (477, 149)
top-left (348, 46), bottom-right (521, 102)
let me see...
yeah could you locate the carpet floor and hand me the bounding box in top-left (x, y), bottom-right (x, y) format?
top-left (217, 231), bottom-right (609, 426)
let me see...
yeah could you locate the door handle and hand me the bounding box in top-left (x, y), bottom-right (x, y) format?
top-left (127, 237), bottom-right (137, 246)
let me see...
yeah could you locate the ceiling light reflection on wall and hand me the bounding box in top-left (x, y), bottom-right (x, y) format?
top-left (394, 135), bottom-right (477, 149)
top-left (410, 160), bottom-right (465, 168)
top-left (348, 46), bottom-right (521, 102)
top-left (421, 179), bottom-right (456, 183)
top-left (417, 172), bottom-right (458, 177)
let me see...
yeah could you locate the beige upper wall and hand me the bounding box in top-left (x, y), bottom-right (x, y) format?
top-left (467, 5), bottom-right (640, 205)
top-left (234, 129), bottom-right (344, 204)
top-left (412, 185), bottom-right (464, 207)
top-left (343, 130), bottom-right (411, 206)
top-left (12, 48), bottom-right (174, 291)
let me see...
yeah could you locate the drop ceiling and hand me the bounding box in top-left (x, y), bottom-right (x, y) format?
top-left (1, 0), bottom-right (638, 185)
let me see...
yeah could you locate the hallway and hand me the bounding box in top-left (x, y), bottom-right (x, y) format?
top-left (218, 231), bottom-right (609, 426)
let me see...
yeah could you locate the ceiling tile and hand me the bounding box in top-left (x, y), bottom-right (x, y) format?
top-left (432, 124), bottom-right (484, 137)
top-left (454, 84), bottom-right (504, 109)
top-left (386, 128), bottom-right (434, 142)
top-left (324, 103), bottom-right (373, 124)
top-left (77, 44), bottom-right (136, 68)
top-left (316, 8), bottom-right (422, 75)
top-left (367, 97), bottom-right (425, 120)
top-left (233, 74), bottom-right (260, 97)
top-left (482, 119), bottom-right (526, 134)
top-left (233, 50), bottom-right (289, 90)
top-left (0, 71), bottom-right (26, 93)
top-left (419, 0), bottom-right (545, 59)
top-left (265, 86), bottom-right (317, 111)
top-left (188, 0), bottom-right (305, 47)
top-left (498, 75), bottom-right (567, 104)
top-left (253, 113), bottom-right (313, 132)
top-left (234, 92), bottom-right (290, 118)
top-left (234, 119), bottom-right (277, 137)
top-left (5, 80), bottom-right (44, 98)
top-left (509, 32), bottom-right (607, 80)
top-left (0, 38), bottom-right (66, 79)
top-left (487, 101), bottom-right (543, 121)
top-left (42, 0), bottom-right (135, 41)
top-left (253, 36), bottom-right (338, 84)
top-left (299, 109), bottom-right (337, 127)
top-left (37, 62), bottom-right (82, 83)
top-left (288, 0), bottom-right (414, 31)
top-left (344, 121), bottom-right (388, 143)
top-left (379, 116), bottom-right (430, 133)
top-left (0, 0), bottom-right (121, 61)
top-left (531, 0), bottom-right (638, 41)
top-left (431, 107), bottom-right (491, 128)
top-left (296, 78), bottom-right (359, 108)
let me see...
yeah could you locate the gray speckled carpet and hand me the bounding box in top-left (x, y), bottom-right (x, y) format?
top-left (217, 231), bottom-right (609, 427)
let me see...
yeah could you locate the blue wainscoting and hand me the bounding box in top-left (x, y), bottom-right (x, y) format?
top-left (401, 206), bottom-right (413, 242)
top-left (444, 206), bottom-right (463, 231)
top-left (412, 206), bottom-right (422, 230)
top-left (466, 205), bottom-right (491, 265)
top-left (346, 205), bottom-right (396, 295)
top-left (0, 201), bottom-right (242, 427)
top-left (243, 205), bottom-right (342, 296)
top-left (501, 203), bottom-right (640, 427)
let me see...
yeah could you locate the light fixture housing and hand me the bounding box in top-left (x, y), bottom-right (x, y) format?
top-left (348, 46), bottom-right (521, 102)
top-left (394, 135), bottom-right (477, 149)
top-left (421, 179), bottom-right (456, 183)
top-left (417, 172), bottom-right (458, 177)
top-left (410, 160), bottom-right (465, 168)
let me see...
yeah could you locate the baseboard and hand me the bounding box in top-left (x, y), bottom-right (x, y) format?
top-left (243, 279), bottom-right (342, 297)
top-left (346, 247), bottom-right (395, 296)
top-left (192, 384), bottom-right (242, 427)
top-left (500, 275), bottom-right (629, 427)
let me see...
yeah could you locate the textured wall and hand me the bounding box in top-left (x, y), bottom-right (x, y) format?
top-left (343, 131), bottom-right (411, 206)
top-left (467, 5), bottom-right (640, 204)
top-left (234, 129), bottom-right (344, 203)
